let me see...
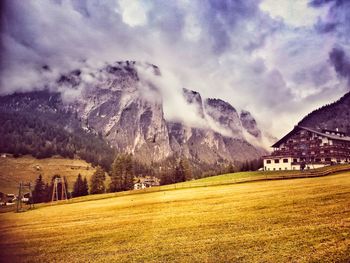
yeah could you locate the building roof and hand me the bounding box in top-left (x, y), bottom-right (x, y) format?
top-left (271, 125), bottom-right (350, 148)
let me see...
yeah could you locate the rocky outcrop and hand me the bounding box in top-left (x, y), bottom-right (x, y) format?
top-left (240, 110), bottom-right (261, 138)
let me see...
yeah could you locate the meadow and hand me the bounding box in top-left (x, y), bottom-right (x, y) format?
top-left (0, 171), bottom-right (349, 262)
top-left (0, 156), bottom-right (109, 193)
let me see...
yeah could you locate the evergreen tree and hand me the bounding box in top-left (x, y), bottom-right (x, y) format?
top-left (44, 182), bottom-right (50, 202)
top-left (82, 177), bottom-right (89, 196)
top-left (160, 170), bottom-right (175, 185)
top-left (72, 174), bottom-right (84, 197)
top-left (90, 166), bottom-right (106, 194)
top-left (109, 154), bottom-right (134, 192)
top-left (109, 155), bottom-right (124, 192)
top-left (32, 174), bottom-right (46, 203)
top-left (174, 165), bottom-right (184, 183)
top-left (174, 158), bottom-right (192, 183)
top-left (226, 162), bottom-right (235, 173)
top-left (124, 154), bottom-right (134, 190)
top-left (181, 158), bottom-right (193, 181)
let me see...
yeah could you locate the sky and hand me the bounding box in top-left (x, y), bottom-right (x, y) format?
top-left (1, 0), bottom-right (350, 138)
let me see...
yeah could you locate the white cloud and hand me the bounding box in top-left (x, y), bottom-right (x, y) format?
top-left (259, 0), bottom-right (327, 27)
top-left (183, 14), bottom-right (201, 42)
top-left (118, 0), bottom-right (148, 27)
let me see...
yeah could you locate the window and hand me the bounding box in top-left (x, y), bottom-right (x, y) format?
top-left (266, 160), bottom-right (271, 164)
top-left (325, 158), bottom-right (331, 162)
top-left (283, 159), bottom-right (288, 163)
top-left (274, 159), bottom-right (280, 163)
top-left (293, 158), bottom-right (297, 163)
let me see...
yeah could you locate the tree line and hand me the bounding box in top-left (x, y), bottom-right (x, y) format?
top-left (31, 155), bottom-right (264, 204)
top-left (0, 109), bottom-right (115, 171)
top-left (31, 154), bottom-right (198, 203)
top-left (32, 174), bottom-right (89, 203)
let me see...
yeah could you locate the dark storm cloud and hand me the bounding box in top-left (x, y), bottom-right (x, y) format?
top-left (309, 0), bottom-right (345, 7)
top-left (200, 0), bottom-right (262, 54)
top-left (309, 0), bottom-right (350, 37)
top-left (329, 46), bottom-right (350, 85)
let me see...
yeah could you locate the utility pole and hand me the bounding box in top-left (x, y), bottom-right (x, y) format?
top-left (16, 182), bottom-right (22, 212)
top-left (16, 182), bottom-right (34, 212)
top-left (51, 177), bottom-right (68, 202)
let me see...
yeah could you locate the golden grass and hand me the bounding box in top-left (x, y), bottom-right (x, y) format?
top-left (0, 156), bottom-right (110, 193)
top-left (0, 172), bottom-right (349, 262)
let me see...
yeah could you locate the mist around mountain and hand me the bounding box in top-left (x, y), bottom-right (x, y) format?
top-left (0, 61), bottom-right (273, 177)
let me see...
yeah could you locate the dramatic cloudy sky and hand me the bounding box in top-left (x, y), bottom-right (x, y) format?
top-left (1, 0), bottom-right (350, 137)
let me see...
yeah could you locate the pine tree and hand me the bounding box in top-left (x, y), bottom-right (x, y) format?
top-left (32, 174), bottom-right (46, 203)
top-left (226, 162), bottom-right (235, 173)
top-left (174, 158), bottom-right (192, 182)
top-left (124, 154), bottom-right (134, 190)
top-left (109, 155), bottom-right (124, 192)
top-left (82, 177), bottom-right (89, 196)
top-left (110, 154), bottom-right (134, 192)
top-left (72, 174), bottom-right (84, 197)
top-left (90, 166), bottom-right (106, 194)
top-left (44, 182), bottom-right (50, 202)
top-left (181, 158), bottom-right (193, 181)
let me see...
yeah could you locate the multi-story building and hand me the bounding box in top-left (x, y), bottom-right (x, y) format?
top-left (263, 126), bottom-right (350, 171)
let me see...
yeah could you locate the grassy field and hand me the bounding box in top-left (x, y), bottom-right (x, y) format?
top-left (0, 156), bottom-right (111, 193)
top-left (0, 171), bottom-right (349, 262)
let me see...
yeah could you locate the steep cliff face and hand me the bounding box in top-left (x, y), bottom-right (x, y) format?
top-left (298, 92), bottom-right (350, 134)
top-left (69, 62), bottom-right (173, 163)
top-left (204, 98), bottom-right (244, 138)
top-left (166, 89), bottom-right (266, 164)
top-left (0, 61), bottom-right (268, 165)
top-left (240, 110), bottom-right (261, 138)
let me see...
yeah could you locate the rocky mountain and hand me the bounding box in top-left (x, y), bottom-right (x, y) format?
top-left (0, 61), bottom-right (268, 168)
top-left (298, 91), bottom-right (350, 133)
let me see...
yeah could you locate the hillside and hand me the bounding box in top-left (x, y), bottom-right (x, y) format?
top-left (299, 91), bottom-right (350, 133)
top-left (1, 172), bottom-right (349, 262)
top-left (0, 156), bottom-right (110, 194)
top-left (0, 92), bottom-right (116, 170)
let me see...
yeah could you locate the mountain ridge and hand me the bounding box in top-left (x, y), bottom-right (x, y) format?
top-left (298, 91), bottom-right (350, 134)
top-left (0, 61), bottom-right (269, 170)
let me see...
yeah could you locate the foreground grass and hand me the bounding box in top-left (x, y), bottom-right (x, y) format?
top-left (0, 172), bottom-right (350, 263)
